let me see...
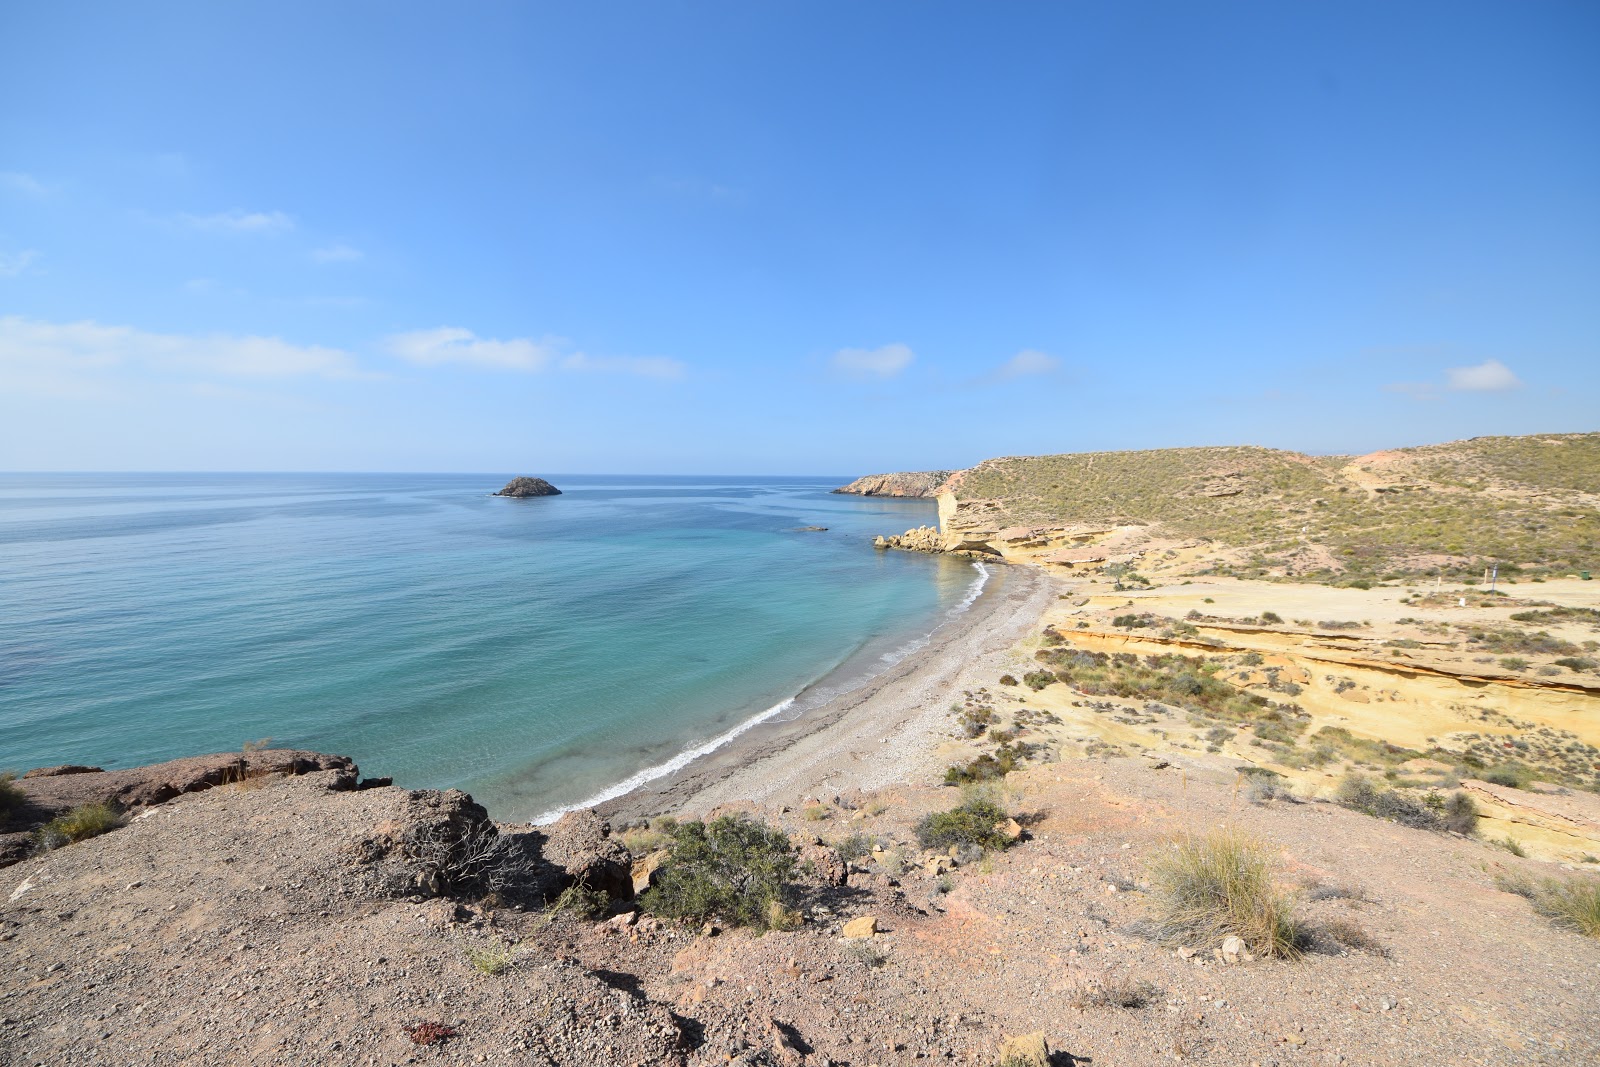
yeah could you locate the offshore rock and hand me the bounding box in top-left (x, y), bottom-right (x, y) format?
top-left (494, 475), bottom-right (562, 497)
top-left (832, 471), bottom-right (953, 498)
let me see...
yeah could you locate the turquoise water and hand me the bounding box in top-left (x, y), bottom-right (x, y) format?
top-left (0, 474), bottom-right (981, 821)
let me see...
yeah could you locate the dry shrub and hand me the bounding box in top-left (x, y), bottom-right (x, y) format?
top-left (1497, 872), bottom-right (1600, 938)
top-left (0, 772), bottom-right (24, 825)
top-left (1072, 972), bottom-right (1161, 1009)
top-left (1318, 917), bottom-right (1387, 956)
top-left (1146, 827), bottom-right (1303, 958)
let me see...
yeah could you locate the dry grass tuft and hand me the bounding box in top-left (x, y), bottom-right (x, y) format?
top-left (1072, 972), bottom-right (1161, 1010)
top-left (1146, 827), bottom-right (1303, 958)
top-left (33, 802), bottom-right (122, 850)
top-left (1497, 872), bottom-right (1600, 938)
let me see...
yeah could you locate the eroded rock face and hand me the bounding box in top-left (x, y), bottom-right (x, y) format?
top-left (537, 808), bottom-right (634, 901)
top-left (494, 475), bottom-right (562, 497)
top-left (832, 471), bottom-right (954, 498)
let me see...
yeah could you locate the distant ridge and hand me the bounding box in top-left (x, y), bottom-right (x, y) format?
top-left (867, 433), bottom-right (1600, 583)
top-left (832, 471), bottom-right (952, 498)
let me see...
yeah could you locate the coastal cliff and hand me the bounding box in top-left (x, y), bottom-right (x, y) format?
top-left (831, 470), bottom-right (952, 497)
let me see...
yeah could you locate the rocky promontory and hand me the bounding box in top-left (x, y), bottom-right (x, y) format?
top-left (494, 475), bottom-right (561, 497)
top-left (831, 470), bottom-right (953, 498)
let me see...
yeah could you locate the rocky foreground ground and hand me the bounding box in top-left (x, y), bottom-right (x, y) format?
top-left (3, 738), bottom-right (1598, 1067)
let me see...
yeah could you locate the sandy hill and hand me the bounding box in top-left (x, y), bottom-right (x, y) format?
top-left (882, 433), bottom-right (1600, 584)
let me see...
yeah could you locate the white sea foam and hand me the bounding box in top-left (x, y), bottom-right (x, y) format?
top-left (530, 696), bottom-right (797, 826)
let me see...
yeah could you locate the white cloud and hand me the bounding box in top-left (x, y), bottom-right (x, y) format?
top-left (311, 243), bottom-right (363, 263)
top-left (1386, 357), bottom-right (1524, 400)
top-left (0, 249), bottom-right (40, 278)
top-left (385, 327), bottom-right (560, 372)
top-left (561, 352), bottom-right (685, 380)
top-left (0, 171), bottom-right (49, 196)
top-left (830, 343), bottom-right (914, 379)
top-left (0, 316), bottom-right (363, 387)
top-left (992, 348), bottom-right (1060, 381)
top-left (386, 327), bottom-right (685, 380)
top-left (180, 209), bottom-right (295, 234)
top-left (1445, 359), bottom-right (1521, 392)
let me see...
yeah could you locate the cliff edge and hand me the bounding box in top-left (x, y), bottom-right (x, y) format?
top-left (831, 470), bottom-right (952, 498)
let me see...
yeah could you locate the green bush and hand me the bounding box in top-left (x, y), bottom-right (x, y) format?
top-left (914, 798), bottom-right (1012, 853)
top-left (33, 802), bottom-right (122, 849)
top-left (1260, 611), bottom-right (1283, 624)
top-left (1555, 656), bottom-right (1598, 672)
top-left (1480, 764), bottom-right (1534, 789)
top-left (640, 815), bottom-right (797, 930)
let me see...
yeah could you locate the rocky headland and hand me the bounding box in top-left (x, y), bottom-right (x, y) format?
top-left (831, 471), bottom-right (952, 498)
top-left (494, 476), bottom-right (561, 497)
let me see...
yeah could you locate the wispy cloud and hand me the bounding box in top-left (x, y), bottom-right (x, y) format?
top-left (1445, 359), bottom-right (1521, 392)
top-left (386, 326), bottom-right (684, 379)
top-left (561, 352), bottom-right (685, 380)
top-left (386, 327), bottom-right (561, 372)
top-left (830, 343), bottom-right (914, 379)
top-left (1386, 357), bottom-right (1523, 400)
top-left (180, 209), bottom-right (295, 234)
top-left (0, 248), bottom-right (40, 278)
top-left (989, 348), bottom-right (1060, 382)
top-left (0, 171), bottom-right (50, 197)
top-left (311, 243), bottom-right (363, 263)
top-left (0, 316), bottom-right (364, 388)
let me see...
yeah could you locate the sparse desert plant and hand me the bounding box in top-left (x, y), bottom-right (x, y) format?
top-left (1494, 836), bottom-right (1527, 857)
top-left (463, 941), bottom-right (517, 975)
top-left (1555, 656), bottom-right (1598, 672)
top-left (1260, 611), bottom-right (1283, 624)
top-left (832, 832), bottom-right (874, 863)
top-left (224, 737), bottom-right (274, 789)
top-left (1145, 826), bottom-right (1303, 958)
top-left (33, 802), bottom-right (122, 850)
top-left (1072, 972), bottom-right (1161, 1009)
top-left (847, 938), bottom-right (890, 968)
top-left (640, 814), bottom-right (798, 930)
top-left (551, 879), bottom-right (610, 920)
top-left (1317, 917), bottom-right (1386, 955)
top-left (400, 817), bottom-right (534, 899)
top-left (1335, 774), bottom-right (1477, 834)
top-left (618, 817), bottom-right (675, 855)
top-left (1480, 764), bottom-right (1534, 789)
top-left (1497, 872), bottom-right (1600, 938)
top-left (1499, 656), bottom-right (1530, 672)
top-left (998, 673), bottom-right (1019, 686)
top-left (914, 797), bottom-right (1013, 853)
top-left (1241, 774), bottom-right (1284, 805)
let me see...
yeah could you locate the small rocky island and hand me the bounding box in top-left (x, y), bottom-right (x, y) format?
top-left (832, 470), bottom-right (952, 497)
top-left (494, 475), bottom-right (561, 497)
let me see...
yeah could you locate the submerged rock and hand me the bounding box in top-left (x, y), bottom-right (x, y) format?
top-left (494, 476), bottom-right (561, 497)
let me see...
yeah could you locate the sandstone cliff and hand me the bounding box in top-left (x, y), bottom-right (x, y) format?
top-left (831, 470), bottom-right (953, 498)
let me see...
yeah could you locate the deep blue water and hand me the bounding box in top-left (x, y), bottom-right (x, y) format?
top-left (0, 474), bottom-right (979, 820)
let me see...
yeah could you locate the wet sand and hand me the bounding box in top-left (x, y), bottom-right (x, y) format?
top-left (598, 560), bottom-right (1061, 822)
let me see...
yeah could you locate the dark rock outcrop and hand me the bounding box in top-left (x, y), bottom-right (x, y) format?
top-left (494, 475), bottom-right (561, 497)
top-left (832, 471), bottom-right (953, 498)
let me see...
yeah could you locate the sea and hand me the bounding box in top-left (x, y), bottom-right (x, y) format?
top-left (0, 474), bottom-right (987, 822)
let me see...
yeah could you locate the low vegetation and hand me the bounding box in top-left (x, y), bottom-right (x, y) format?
top-left (0, 772), bottom-right (23, 826)
top-left (1145, 827), bottom-right (1303, 958)
top-left (1497, 872), bottom-right (1600, 938)
top-left (32, 802), bottom-right (122, 850)
top-left (640, 814), bottom-right (798, 930)
top-left (1334, 775), bottom-right (1478, 835)
top-left (914, 797), bottom-right (1014, 853)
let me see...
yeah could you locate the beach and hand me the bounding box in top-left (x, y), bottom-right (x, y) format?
top-left (598, 559), bottom-right (1061, 821)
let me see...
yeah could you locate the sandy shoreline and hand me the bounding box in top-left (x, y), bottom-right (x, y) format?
top-left (597, 559), bottom-right (1060, 822)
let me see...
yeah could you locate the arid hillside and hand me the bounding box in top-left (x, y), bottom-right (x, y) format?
top-left (924, 433), bottom-right (1599, 583)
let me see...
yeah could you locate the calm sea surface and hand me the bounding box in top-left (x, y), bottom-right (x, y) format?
top-left (0, 474), bottom-right (981, 821)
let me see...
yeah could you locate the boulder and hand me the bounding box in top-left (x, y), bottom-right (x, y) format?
top-left (632, 849), bottom-right (671, 895)
top-left (800, 842), bottom-right (848, 886)
top-left (841, 915), bottom-right (878, 939)
top-left (494, 476), bottom-right (561, 497)
top-left (539, 808), bottom-right (633, 901)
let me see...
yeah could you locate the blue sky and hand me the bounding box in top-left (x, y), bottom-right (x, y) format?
top-left (1, 1), bottom-right (1596, 473)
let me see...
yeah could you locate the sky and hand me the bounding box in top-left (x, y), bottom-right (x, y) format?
top-left (1, 1), bottom-right (1596, 473)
